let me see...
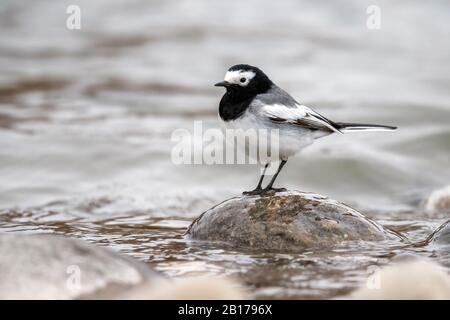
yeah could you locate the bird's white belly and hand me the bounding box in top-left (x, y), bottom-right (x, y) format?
top-left (221, 113), bottom-right (314, 162)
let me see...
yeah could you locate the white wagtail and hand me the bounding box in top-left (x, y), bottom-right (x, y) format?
top-left (215, 64), bottom-right (397, 195)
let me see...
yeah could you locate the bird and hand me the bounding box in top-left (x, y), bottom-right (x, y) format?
top-left (215, 64), bottom-right (397, 195)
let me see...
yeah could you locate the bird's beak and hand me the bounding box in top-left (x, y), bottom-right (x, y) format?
top-left (214, 81), bottom-right (229, 87)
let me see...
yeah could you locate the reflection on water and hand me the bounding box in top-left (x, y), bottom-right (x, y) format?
top-left (0, 0), bottom-right (449, 299)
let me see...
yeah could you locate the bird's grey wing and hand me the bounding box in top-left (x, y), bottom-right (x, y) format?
top-left (256, 102), bottom-right (342, 134)
top-left (253, 86), bottom-right (342, 134)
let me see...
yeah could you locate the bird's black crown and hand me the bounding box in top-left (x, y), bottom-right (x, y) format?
top-left (227, 64), bottom-right (272, 94)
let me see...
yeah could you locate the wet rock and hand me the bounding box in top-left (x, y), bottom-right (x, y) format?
top-left (425, 185), bottom-right (450, 212)
top-left (187, 191), bottom-right (402, 252)
top-left (349, 259), bottom-right (450, 299)
top-left (0, 233), bottom-right (245, 299)
top-left (0, 234), bottom-right (161, 299)
top-left (425, 219), bottom-right (450, 248)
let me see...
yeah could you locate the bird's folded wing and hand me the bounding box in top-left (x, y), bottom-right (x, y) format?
top-left (262, 104), bottom-right (342, 134)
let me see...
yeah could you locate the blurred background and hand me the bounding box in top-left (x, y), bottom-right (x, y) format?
top-left (0, 0), bottom-right (449, 299)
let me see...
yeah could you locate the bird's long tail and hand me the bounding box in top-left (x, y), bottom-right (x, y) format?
top-left (334, 122), bottom-right (397, 133)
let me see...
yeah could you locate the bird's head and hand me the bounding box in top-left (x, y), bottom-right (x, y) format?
top-left (215, 64), bottom-right (272, 95)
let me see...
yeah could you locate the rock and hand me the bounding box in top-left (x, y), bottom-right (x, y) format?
top-left (425, 219), bottom-right (450, 248)
top-left (0, 233), bottom-right (161, 299)
top-left (425, 185), bottom-right (450, 212)
top-left (187, 191), bottom-right (402, 252)
top-left (0, 233), bottom-right (245, 299)
top-left (349, 259), bottom-right (450, 299)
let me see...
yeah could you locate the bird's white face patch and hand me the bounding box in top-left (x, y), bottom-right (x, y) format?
top-left (224, 70), bottom-right (256, 87)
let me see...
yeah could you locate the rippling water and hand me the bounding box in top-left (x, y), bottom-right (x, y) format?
top-left (0, 0), bottom-right (449, 299)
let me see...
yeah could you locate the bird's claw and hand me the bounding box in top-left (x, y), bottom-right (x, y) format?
top-left (243, 187), bottom-right (287, 196)
top-left (261, 187), bottom-right (287, 194)
top-left (242, 188), bottom-right (263, 196)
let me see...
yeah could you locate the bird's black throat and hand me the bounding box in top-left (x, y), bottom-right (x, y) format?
top-left (218, 78), bottom-right (272, 121)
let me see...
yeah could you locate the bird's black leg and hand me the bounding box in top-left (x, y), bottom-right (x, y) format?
top-left (262, 160), bottom-right (287, 193)
top-left (243, 163), bottom-right (269, 195)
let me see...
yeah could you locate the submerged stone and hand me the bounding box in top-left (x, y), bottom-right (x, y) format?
top-left (0, 234), bottom-right (161, 299)
top-left (349, 259), bottom-right (450, 299)
top-left (187, 190), bottom-right (402, 252)
top-left (0, 234), bottom-right (245, 299)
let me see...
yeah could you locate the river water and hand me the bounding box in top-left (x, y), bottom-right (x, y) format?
top-left (0, 0), bottom-right (449, 299)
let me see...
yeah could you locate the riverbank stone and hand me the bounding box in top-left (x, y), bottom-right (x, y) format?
top-left (425, 185), bottom-right (450, 212)
top-left (0, 234), bottom-right (161, 299)
top-left (187, 190), bottom-right (403, 252)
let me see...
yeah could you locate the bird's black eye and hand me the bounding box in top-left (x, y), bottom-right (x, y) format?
top-left (240, 77), bottom-right (246, 83)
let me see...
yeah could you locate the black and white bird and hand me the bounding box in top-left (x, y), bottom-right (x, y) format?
top-left (215, 64), bottom-right (397, 195)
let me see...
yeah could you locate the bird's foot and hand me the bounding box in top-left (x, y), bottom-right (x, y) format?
top-left (261, 187), bottom-right (287, 194)
top-left (243, 187), bottom-right (287, 196)
top-left (242, 188), bottom-right (264, 196)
